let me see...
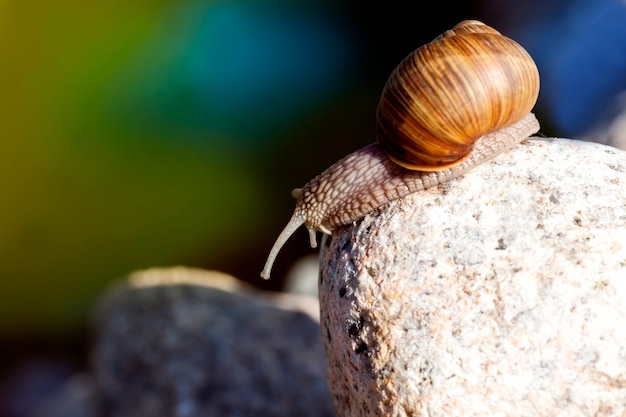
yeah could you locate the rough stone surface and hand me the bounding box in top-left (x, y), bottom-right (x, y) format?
top-left (319, 137), bottom-right (626, 417)
top-left (92, 267), bottom-right (333, 417)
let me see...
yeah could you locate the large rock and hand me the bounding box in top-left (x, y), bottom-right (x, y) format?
top-left (319, 137), bottom-right (626, 416)
top-left (92, 267), bottom-right (333, 417)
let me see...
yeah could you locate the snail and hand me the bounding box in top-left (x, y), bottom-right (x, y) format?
top-left (261, 20), bottom-right (540, 279)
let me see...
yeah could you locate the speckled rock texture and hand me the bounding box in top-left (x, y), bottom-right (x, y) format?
top-left (319, 137), bottom-right (626, 417)
top-left (92, 267), bottom-right (333, 417)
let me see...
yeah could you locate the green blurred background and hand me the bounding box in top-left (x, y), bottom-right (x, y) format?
top-left (0, 0), bottom-right (478, 354)
top-left (0, 0), bottom-right (283, 338)
top-left (0, 0), bottom-right (333, 335)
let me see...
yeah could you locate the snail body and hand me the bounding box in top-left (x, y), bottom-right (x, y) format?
top-left (261, 20), bottom-right (540, 279)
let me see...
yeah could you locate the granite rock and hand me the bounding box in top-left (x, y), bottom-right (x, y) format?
top-left (318, 137), bottom-right (626, 416)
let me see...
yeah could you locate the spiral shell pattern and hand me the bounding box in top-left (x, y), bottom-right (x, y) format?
top-left (376, 20), bottom-right (540, 171)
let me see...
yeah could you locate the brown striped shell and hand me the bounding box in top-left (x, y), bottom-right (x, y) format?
top-left (376, 20), bottom-right (540, 171)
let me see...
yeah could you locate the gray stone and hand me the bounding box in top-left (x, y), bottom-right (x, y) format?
top-left (318, 137), bottom-right (626, 416)
top-left (92, 267), bottom-right (333, 417)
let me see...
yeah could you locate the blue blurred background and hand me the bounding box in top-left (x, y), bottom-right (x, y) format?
top-left (1, 0), bottom-right (626, 413)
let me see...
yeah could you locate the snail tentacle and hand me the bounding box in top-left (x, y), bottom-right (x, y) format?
top-left (261, 211), bottom-right (306, 280)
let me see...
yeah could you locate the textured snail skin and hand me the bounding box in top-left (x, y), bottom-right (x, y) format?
top-left (261, 112), bottom-right (540, 279)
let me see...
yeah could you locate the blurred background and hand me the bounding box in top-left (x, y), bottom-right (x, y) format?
top-left (1, 0), bottom-right (625, 414)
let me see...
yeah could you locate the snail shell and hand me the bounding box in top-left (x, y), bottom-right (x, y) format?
top-left (261, 20), bottom-right (540, 279)
top-left (377, 20), bottom-right (539, 171)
